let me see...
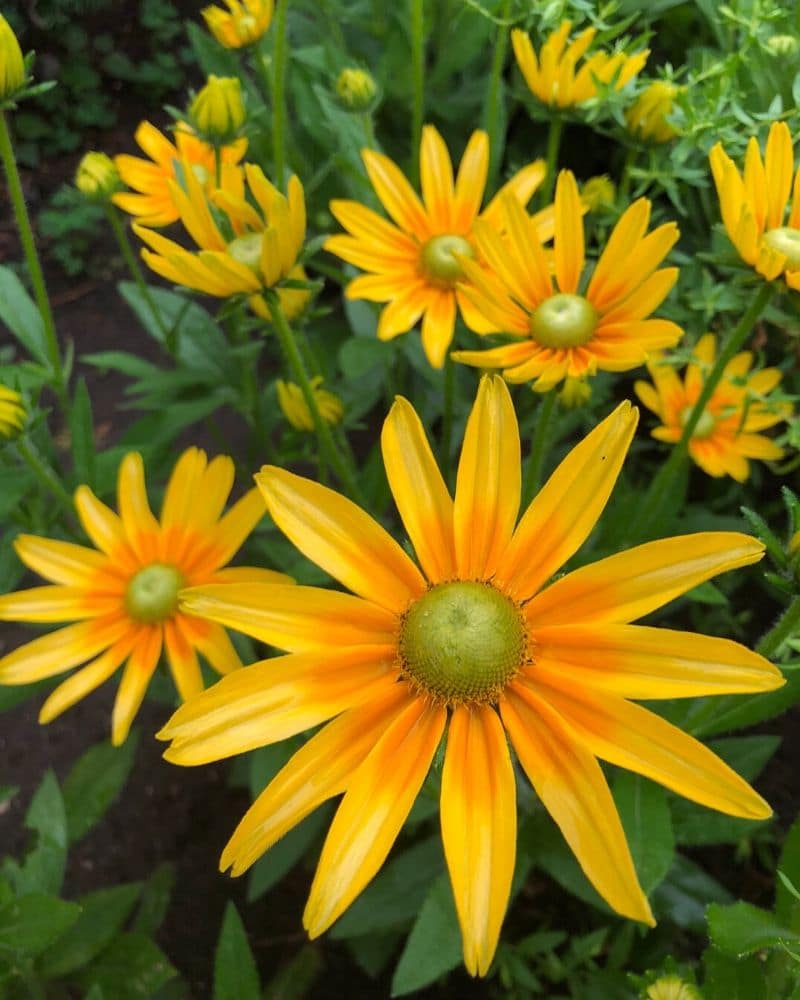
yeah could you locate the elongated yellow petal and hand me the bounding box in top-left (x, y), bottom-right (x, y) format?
top-left (441, 705), bottom-right (516, 976)
top-left (553, 171), bottom-right (584, 293)
top-left (382, 396), bottom-right (455, 583)
top-left (117, 452), bottom-right (160, 562)
top-left (256, 467), bottom-right (426, 613)
top-left (207, 488), bottom-right (266, 568)
top-left (0, 615), bottom-right (131, 684)
top-left (220, 682), bottom-right (413, 876)
top-left (501, 684), bottom-right (652, 924)
top-left (303, 698), bottom-right (446, 936)
top-left (0, 585), bottom-right (119, 622)
top-left (207, 566), bottom-right (293, 586)
top-left (111, 625), bottom-right (162, 745)
top-left (525, 533), bottom-right (764, 626)
top-left (420, 125), bottom-right (455, 230)
top-left (187, 619), bottom-right (241, 675)
top-left (494, 401), bottom-right (637, 601)
top-left (420, 288), bottom-right (457, 368)
top-left (39, 633), bottom-right (138, 724)
top-left (363, 149), bottom-right (430, 238)
top-left (164, 616), bottom-right (203, 701)
top-left (13, 534), bottom-right (114, 588)
top-left (454, 375), bottom-right (520, 580)
top-left (453, 130), bottom-right (489, 231)
top-left (74, 486), bottom-right (138, 571)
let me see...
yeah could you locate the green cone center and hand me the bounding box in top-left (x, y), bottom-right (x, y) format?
top-left (530, 293), bottom-right (597, 349)
top-left (763, 226), bottom-right (800, 269)
top-left (420, 234), bottom-right (474, 285)
top-left (399, 581), bottom-right (526, 703)
top-left (679, 405), bottom-right (716, 438)
top-left (228, 232), bottom-right (263, 271)
top-left (125, 564), bottom-right (184, 624)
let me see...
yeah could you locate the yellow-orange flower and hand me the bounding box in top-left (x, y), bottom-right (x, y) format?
top-left (160, 377), bottom-right (780, 976)
top-left (0, 384), bottom-right (25, 438)
top-left (0, 448), bottom-right (289, 745)
top-left (511, 20), bottom-right (648, 108)
top-left (113, 121), bottom-right (247, 227)
top-left (626, 81), bottom-right (682, 144)
top-left (277, 376), bottom-right (343, 432)
top-left (452, 170), bottom-right (682, 389)
top-left (635, 334), bottom-right (791, 481)
top-left (202, 0), bottom-right (273, 49)
top-left (710, 121), bottom-right (800, 287)
top-left (325, 124), bottom-right (549, 369)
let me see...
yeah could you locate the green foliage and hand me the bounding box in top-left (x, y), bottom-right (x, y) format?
top-left (213, 902), bottom-right (261, 1000)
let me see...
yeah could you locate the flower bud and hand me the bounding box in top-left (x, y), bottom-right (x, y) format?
top-left (626, 81), bottom-right (681, 144)
top-left (558, 376), bottom-right (591, 408)
top-left (335, 67), bottom-right (378, 111)
top-left (190, 76), bottom-right (246, 144)
top-left (0, 385), bottom-right (26, 439)
top-left (202, 0), bottom-right (273, 49)
top-left (0, 14), bottom-right (25, 105)
top-left (75, 151), bottom-right (122, 202)
top-left (581, 175), bottom-right (616, 211)
top-left (645, 975), bottom-right (701, 1000)
top-left (276, 376), bottom-right (343, 432)
top-left (767, 34), bottom-right (800, 57)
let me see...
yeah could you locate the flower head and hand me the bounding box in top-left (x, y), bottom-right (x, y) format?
top-left (202, 0), bottom-right (273, 49)
top-left (581, 174), bottom-right (616, 211)
top-left (335, 67), bottom-right (378, 111)
top-left (626, 81), bottom-right (681, 144)
top-left (75, 151), bottom-right (122, 202)
top-left (160, 377), bottom-right (781, 976)
top-left (113, 121), bottom-right (247, 227)
top-left (277, 376), bottom-right (343, 432)
top-left (452, 170), bottom-right (682, 390)
top-left (635, 334), bottom-right (790, 481)
top-left (0, 448), bottom-right (288, 745)
top-left (325, 124), bottom-right (549, 368)
top-left (134, 163), bottom-right (305, 316)
top-left (0, 14), bottom-right (25, 105)
top-left (646, 977), bottom-right (701, 1000)
top-left (710, 121), bottom-right (800, 287)
top-left (0, 384), bottom-right (25, 438)
top-left (190, 76), bottom-right (246, 145)
top-left (511, 20), bottom-right (648, 109)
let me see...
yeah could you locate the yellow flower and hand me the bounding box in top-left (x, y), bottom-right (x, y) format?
top-left (335, 67), bottom-right (377, 110)
top-left (0, 14), bottom-right (25, 105)
top-left (277, 376), bottom-right (343, 431)
top-left (133, 163), bottom-right (305, 316)
top-left (160, 376), bottom-right (781, 976)
top-left (75, 151), bottom-right (122, 202)
top-left (202, 0), bottom-right (273, 49)
top-left (511, 20), bottom-right (648, 109)
top-left (452, 170), bottom-right (682, 390)
top-left (190, 76), bottom-right (246, 145)
top-left (325, 124), bottom-right (549, 368)
top-left (635, 334), bottom-right (790, 481)
top-left (0, 385), bottom-right (25, 438)
top-left (710, 121), bottom-right (800, 287)
top-left (0, 448), bottom-right (289, 745)
top-left (646, 976), bottom-right (701, 1000)
top-left (626, 81), bottom-right (681, 144)
top-left (113, 121), bottom-right (247, 227)
top-left (581, 174), bottom-right (616, 211)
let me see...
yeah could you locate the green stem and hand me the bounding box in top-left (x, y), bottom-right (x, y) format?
top-left (361, 111), bottom-right (376, 149)
top-left (630, 282), bottom-right (775, 541)
top-left (16, 436), bottom-right (74, 514)
top-left (105, 205), bottom-right (173, 348)
top-left (271, 0), bottom-right (289, 187)
top-left (757, 595), bottom-right (800, 659)
top-left (269, 296), bottom-right (364, 502)
top-left (522, 390), bottom-right (557, 504)
top-left (441, 354), bottom-right (454, 484)
top-left (482, 0), bottom-right (511, 188)
top-left (617, 145), bottom-right (637, 203)
top-left (541, 115), bottom-right (563, 206)
top-left (0, 112), bottom-right (66, 406)
top-left (410, 0), bottom-right (425, 182)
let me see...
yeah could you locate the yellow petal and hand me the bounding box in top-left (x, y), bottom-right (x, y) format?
top-left (111, 625), bottom-right (162, 745)
top-left (13, 534), bottom-right (114, 588)
top-left (0, 615), bottom-right (131, 684)
top-left (39, 632), bottom-right (137, 724)
top-left (363, 149), bottom-right (430, 238)
top-left (0, 585), bottom-right (119, 622)
top-left (420, 125), bottom-right (455, 230)
top-left (117, 453), bottom-right (160, 562)
top-left (74, 486), bottom-right (138, 572)
top-left (553, 171), bottom-right (584, 293)
top-left (187, 619), bottom-right (241, 675)
top-left (420, 288), bottom-right (457, 368)
top-left (452, 130), bottom-right (490, 231)
top-left (164, 616), bottom-right (204, 701)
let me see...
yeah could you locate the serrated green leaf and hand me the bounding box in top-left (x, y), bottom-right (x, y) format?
top-left (213, 902), bottom-right (260, 1000)
top-left (62, 736), bottom-right (138, 843)
top-left (390, 874), bottom-right (462, 996)
top-left (0, 895), bottom-right (81, 957)
top-left (707, 901), bottom-right (800, 957)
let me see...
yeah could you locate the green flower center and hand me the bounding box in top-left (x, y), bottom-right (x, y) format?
top-left (420, 234), bottom-right (474, 285)
top-left (530, 293), bottom-right (597, 349)
top-left (125, 564), bottom-right (184, 624)
top-left (679, 405), bottom-right (716, 438)
top-left (398, 581), bottom-right (526, 704)
top-left (763, 226), bottom-right (800, 269)
top-left (228, 232), bottom-right (263, 271)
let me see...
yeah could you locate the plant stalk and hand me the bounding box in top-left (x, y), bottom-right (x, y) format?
top-left (757, 595), bottom-right (800, 659)
top-left (271, 0), bottom-right (289, 187)
top-left (523, 390), bottom-right (557, 504)
top-left (16, 436), bottom-right (74, 514)
top-left (482, 0), bottom-right (511, 188)
top-left (410, 0), bottom-right (425, 182)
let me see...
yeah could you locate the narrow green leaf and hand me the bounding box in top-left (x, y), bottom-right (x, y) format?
top-left (263, 944), bottom-right (323, 999)
top-left (13, 770), bottom-right (68, 895)
top-left (63, 735), bottom-right (138, 843)
top-left (213, 902), bottom-right (260, 1000)
top-left (390, 874), bottom-right (462, 996)
top-left (131, 863), bottom-right (175, 937)
top-left (68, 376), bottom-right (96, 488)
top-left (0, 895), bottom-right (81, 957)
top-left (652, 855), bottom-right (733, 932)
top-left (0, 265), bottom-right (49, 366)
top-left (776, 814), bottom-right (800, 926)
top-left (613, 772), bottom-right (674, 893)
top-left (79, 933), bottom-right (177, 998)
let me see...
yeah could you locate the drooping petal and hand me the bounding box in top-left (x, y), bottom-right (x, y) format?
top-left (186, 619), bottom-right (241, 675)
top-left (111, 624), bottom-right (163, 745)
top-left (164, 616), bottom-right (204, 701)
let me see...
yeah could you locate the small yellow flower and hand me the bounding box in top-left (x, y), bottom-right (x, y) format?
top-left (0, 385), bottom-right (25, 438)
top-left (75, 151), bottom-right (122, 202)
top-left (335, 67), bottom-right (378, 110)
top-left (277, 376), bottom-right (344, 432)
top-left (113, 121), bottom-right (247, 227)
top-left (190, 76), bottom-right (246, 144)
top-left (0, 448), bottom-right (290, 745)
top-left (710, 121), bottom-right (800, 287)
top-left (626, 81), bottom-right (681, 144)
top-left (634, 333), bottom-right (791, 481)
top-left (511, 20), bottom-right (648, 109)
top-left (646, 976), bottom-right (701, 1000)
top-left (581, 174), bottom-right (616, 211)
top-left (766, 34), bottom-right (800, 57)
top-left (250, 263), bottom-right (313, 324)
top-left (134, 163), bottom-right (306, 317)
top-left (0, 14), bottom-right (25, 105)
top-left (202, 0), bottom-right (273, 49)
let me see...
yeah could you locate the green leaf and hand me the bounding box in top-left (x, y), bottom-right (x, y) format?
top-left (263, 944), bottom-right (323, 999)
top-left (38, 882), bottom-right (142, 978)
top-left (652, 855), bottom-right (732, 932)
top-left (131, 863), bottom-right (175, 937)
top-left (702, 947), bottom-right (767, 1000)
top-left (613, 772), bottom-right (674, 894)
top-left (79, 933), bottom-right (177, 998)
top-left (0, 265), bottom-right (50, 366)
top-left (12, 770), bottom-right (68, 895)
top-left (213, 902), bottom-right (260, 1000)
top-left (685, 671), bottom-right (800, 738)
top-left (247, 806), bottom-right (329, 901)
top-left (0, 895), bottom-right (81, 957)
top-left (62, 735), bottom-right (138, 843)
top-left (185, 21), bottom-right (240, 77)
top-left (707, 901), bottom-right (800, 957)
top-left (68, 376), bottom-right (96, 488)
top-left (776, 814), bottom-right (800, 925)
top-left (338, 336), bottom-right (390, 380)
top-left (390, 874), bottom-right (462, 996)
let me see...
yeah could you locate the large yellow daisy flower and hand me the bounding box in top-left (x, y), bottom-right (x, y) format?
top-left (511, 20), bottom-right (649, 109)
top-left (710, 121), bottom-right (800, 287)
top-left (202, 0), bottom-right (273, 49)
top-left (113, 121), bottom-right (247, 227)
top-left (325, 125), bottom-right (549, 369)
top-left (160, 377), bottom-right (781, 976)
top-left (0, 448), bottom-right (289, 745)
top-left (635, 333), bottom-right (791, 481)
top-left (452, 170), bottom-right (683, 389)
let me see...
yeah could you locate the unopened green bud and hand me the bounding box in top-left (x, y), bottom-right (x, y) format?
top-left (0, 14), bottom-right (25, 105)
top-left (626, 81), bottom-right (682, 144)
top-left (767, 34), bottom-right (800, 57)
top-left (75, 151), bottom-right (122, 202)
top-left (335, 67), bottom-right (378, 111)
top-left (581, 175), bottom-right (616, 211)
top-left (190, 75), bottom-right (246, 143)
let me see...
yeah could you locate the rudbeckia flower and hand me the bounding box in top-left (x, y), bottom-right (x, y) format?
top-left (133, 163), bottom-right (306, 319)
top-left (452, 170), bottom-right (683, 390)
top-left (0, 384), bottom-right (25, 438)
top-left (635, 333), bottom-right (791, 481)
top-left (160, 377), bottom-right (781, 976)
top-left (276, 376), bottom-right (344, 432)
top-left (710, 121), bottom-right (800, 287)
top-left (0, 448), bottom-right (290, 745)
top-left (202, 0), bottom-right (273, 49)
top-left (113, 121), bottom-right (247, 227)
top-left (511, 20), bottom-right (648, 109)
top-left (325, 124), bottom-right (549, 368)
